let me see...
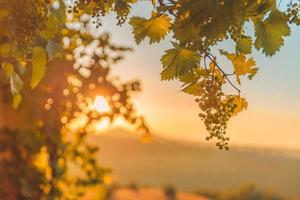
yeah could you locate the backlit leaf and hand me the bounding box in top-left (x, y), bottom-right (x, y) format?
top-left (236, 37), bottom-right (252, 54)
top-left (227, 95), bottom-right (248, 116)
top-left (31, 47), bottom-right (47, 89)
top-left (254, 10), bottom-right (290, 56)
top-left (129, 12), bottom-right (171, 44)
top-left (161, 44), bottom-right (201, 80)
top-left (181, 81), bottom-right (204, 96)
top-left (220, 50), bottom-right (258, 84)
top-left (13, 94), bottom-right (22, 109)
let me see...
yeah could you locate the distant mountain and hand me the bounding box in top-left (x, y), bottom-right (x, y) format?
top-left (88, 129), bottom-right (300, 199)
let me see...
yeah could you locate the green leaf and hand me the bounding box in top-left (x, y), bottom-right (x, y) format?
top-left (129, 12), bottom-right (171, 44)
top-left (179, 72), bottom-right (197, 84)
top-left (235, 37), bottom-right (252, 54)
top-left (10, 74), bottom-right (23, 96)
top-left (40, 14), bottom-right (59, 40)
top-left (13, 94), bottom-right (22, 110)
top-left (31, 47), bottom-right (47, 89)
top-left (220, 50), bottom-right (258, 85)
top-left (179, 68), bottom-right (208, 85)
top-left (46, 40), bottom-right (63, 60)
top-left (254, 10), bottom-right (290, 56)
top-left (181, 81), bottom-right (204, 96)
top-left (160, 44), bottom-right (201, 80)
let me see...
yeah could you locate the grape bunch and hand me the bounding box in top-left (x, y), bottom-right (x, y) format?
top-left (287, 1), bottom-right (300, 25)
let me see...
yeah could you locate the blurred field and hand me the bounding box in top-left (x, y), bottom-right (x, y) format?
top-left (89, 129), bottom-right (300, 199)
top-left (112, 188), bottom-right (208, 200)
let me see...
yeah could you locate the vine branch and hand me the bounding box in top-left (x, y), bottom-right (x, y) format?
top-left (205, 53), bottom-right (241, 93)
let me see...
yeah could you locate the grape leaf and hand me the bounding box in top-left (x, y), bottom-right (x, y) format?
top-left (235, 37), bottom-right (252, 54)
top-left (13, 94), bottom-right (22, 110)
top-left (254, 10), bottom-right (290, 56)
top-left (129, 12), bottom-right (171, 44)
top-left (31, 47), bottom-right (47, 89)
top-left (227, 95), bottom-right (248, 116)
top-left (179, 68), bottom-right (208, 85)
top-left (181, 81), bottom-right (204, 96)
top-left (160, 44), bottom-right (201, 80)
top-left (220, 50), bottom-right (258, 85)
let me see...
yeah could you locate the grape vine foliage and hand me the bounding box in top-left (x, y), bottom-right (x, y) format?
top-left (0, 0), bottom-right (299, 149)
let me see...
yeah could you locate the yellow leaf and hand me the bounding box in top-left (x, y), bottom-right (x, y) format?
top-left (129, 12), bottom-right (171, 44)
top-left (31, 47), bottom-right (47, 89)
top-left (13, 93), bottom-right (22, 110)
top-left (228, 95), bottom-right (248, 116)
top-left (220, 50), bottom-right (258, 84)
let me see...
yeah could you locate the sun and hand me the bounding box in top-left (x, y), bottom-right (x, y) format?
top-left (93, 118), bottom-right (110, 133)
top-left (91, 95), bottom-right (111, 113)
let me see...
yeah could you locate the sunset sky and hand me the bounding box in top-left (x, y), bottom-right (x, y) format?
top-left (97, 2), bottom-right (300, 150)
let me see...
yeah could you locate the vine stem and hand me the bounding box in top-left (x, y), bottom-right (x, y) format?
top-left (205, 53), bottom-right (241, 94)
top-left (277, 0), bottom-right (284, 8)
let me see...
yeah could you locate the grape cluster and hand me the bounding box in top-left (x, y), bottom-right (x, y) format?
top-left (287, 2), bottom-right (300, 25)
top-left (67, 0), bottom-right (132, 27)
top-left (197, 94), bottom-right (237, 150)
top-left (114, 1), bottom-right (131, 26)
top-left (194, 78), bottom-right (235, 150)
top-left (187, 55), bottom-right (247, 150)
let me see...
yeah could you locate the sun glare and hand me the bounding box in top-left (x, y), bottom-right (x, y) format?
top-left (91, 95), bottom-right (111, 113)
top-left (86, 118), bottom-right (111, 134)
top-left (94, 118), bottom-right (110, 133)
